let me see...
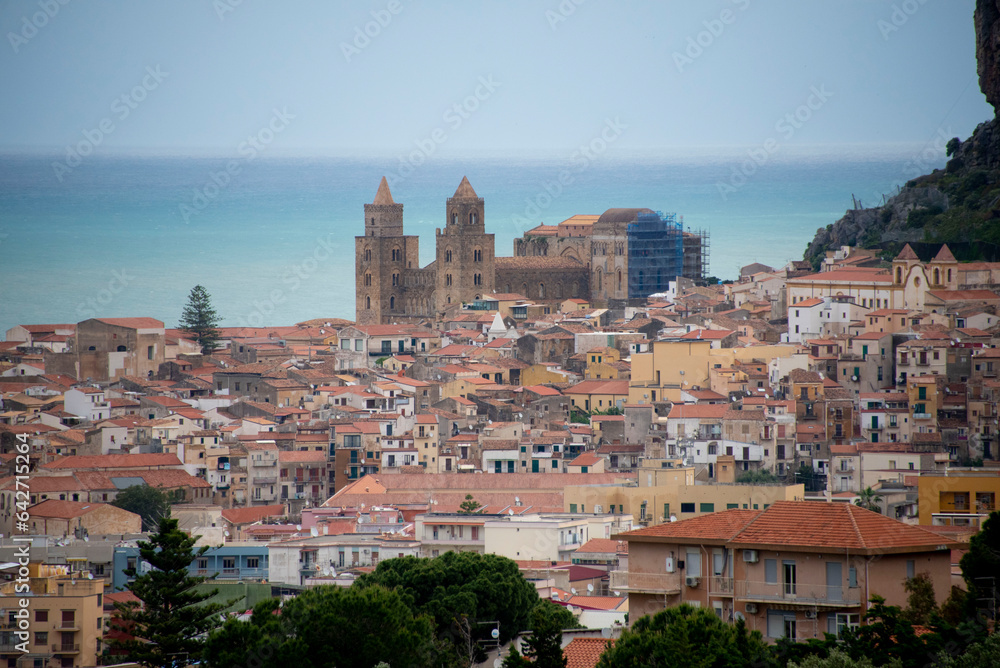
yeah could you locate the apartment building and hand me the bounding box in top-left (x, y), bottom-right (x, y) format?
top-left (613, 501), bottom-right (958, 643)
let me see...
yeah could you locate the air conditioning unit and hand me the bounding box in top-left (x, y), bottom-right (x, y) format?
top-left (685, 577), bottom-right (700, 587)
top-left (743, 549), bottom-right (759, 563)
top-left (805, 609), bottom-right (818, 619)
top-left (745, 603), bottom-right (758, 614)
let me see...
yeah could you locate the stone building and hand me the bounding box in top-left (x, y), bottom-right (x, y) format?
top-left (356, 177), bottom-right (708, 324)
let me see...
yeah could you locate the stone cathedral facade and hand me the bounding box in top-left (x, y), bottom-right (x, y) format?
top-left (355, 176), bottom-right (705, 325)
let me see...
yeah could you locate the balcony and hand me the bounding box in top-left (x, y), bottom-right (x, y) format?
top-left (254, 476), bottom-right (278, 485)
top-left (709, 575), bottom-right (734, 596)
top-left (253, 459), bottom-right (278, 467)
top-left (912, 413), bottom-right (932, 420)
top-left (55, 621), bottom-right (79, 631)
top-left (52, 644), bottom-right (80, 654)
top-left (609, 570), bottom-right (682, 595)
top-left (735, 580), bottom-right (861, 607)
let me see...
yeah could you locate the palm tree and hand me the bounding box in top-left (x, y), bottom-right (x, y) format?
top-left (855, 486), bottom-right (884, 513)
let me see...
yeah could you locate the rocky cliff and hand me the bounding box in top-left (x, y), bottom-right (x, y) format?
top-left (803, 0), bottom-right (1000, 269)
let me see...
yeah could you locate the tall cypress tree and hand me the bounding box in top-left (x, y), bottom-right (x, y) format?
top-left (109, 518), bottom-right (228, 668)
top-left (179, 285), bottom-right (222, 354)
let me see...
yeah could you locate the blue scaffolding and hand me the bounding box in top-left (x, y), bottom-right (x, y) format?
top-left (627, 211), bottom-right (683, 298)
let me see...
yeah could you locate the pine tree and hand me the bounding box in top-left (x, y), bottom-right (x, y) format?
top-left (521, 604), bottom-right (567, 668)
top-left (109, 517), bottom-right (229, 668)
top-left (179, 285), bottom-right (221, 354)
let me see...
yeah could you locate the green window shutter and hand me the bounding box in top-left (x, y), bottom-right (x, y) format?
top-left (699, 502), bottom-right (715, 513)
top-left (570, 504), bottom-right (577, 513)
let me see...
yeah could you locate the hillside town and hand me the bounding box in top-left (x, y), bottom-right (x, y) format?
top-left (3, 183), bottom-right (1000, 666)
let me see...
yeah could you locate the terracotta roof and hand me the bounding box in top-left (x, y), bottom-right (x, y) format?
top-left (895, 244), bottom-right (919, 261)
top-left (622, 502), bottom-right (962, 554)
top-left (94, 317), bottom-right (165, 329)
top-left (933, 245), bottom-right (957, 263)
top-left (28, 499), bottom-right (127, 519)
top-left (372, 176), bottom-right (395, 205)
top-left (576, 538), bottom-right (626, 554)
top-left (221, 504), bottom-right (285, 525)
top-left (569, 453), bottom-right (601, 467)
top-left (565, 380), bottom-right (630, 396)
top-left (452, 175), bottom-right (478, 199)
top-left (666, 404), bottom-right (728, 419)
top-left (278, 450), bottom-right (327, 463)
top-left (42, 453), bottom-right (182, 470)
top-left (795, 297), bottom-right (824, 307)
top-left (564, 595), bottom-right (626, 611)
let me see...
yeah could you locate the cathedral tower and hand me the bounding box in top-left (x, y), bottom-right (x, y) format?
top-left (355, 177), bottom-right (419, 324)
top-left (434, 177), bottom-right (495, 313)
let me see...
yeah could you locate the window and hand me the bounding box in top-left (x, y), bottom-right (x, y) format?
top-left (34, 632), bottom-right (47, 645)
top-left (699, 502), bottom-right (715, 513)
top-left (765, 559), bottom-right (778, 584)
top-left (35, 610), bottom-right (48, 622)
top-left (685, 548), bottom-right (701, 577)
top-left (147, 345), bottom-right (154, 360)
top-left (848, 566), bottom-right (857, 588)
top-left (247, 557), bottom-right (260, 569)
top-left (680, 502), bottom-right (695, 513)
top-left (906, 560), bottom-right (915, 580)
top-left (783, 561), bottom-right (797, 595)
top-left (222, 557), bottom-right (235, 570)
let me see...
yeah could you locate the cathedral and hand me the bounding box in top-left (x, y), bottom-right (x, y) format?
top-left (355, 177), bottom-right (707, 324)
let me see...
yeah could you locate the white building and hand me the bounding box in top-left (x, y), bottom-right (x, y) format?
top-left (64, 387), bottom-right (110, 421)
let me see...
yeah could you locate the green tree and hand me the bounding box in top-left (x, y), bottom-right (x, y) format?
top-left (736, 469), bottom-right (781, 485)
top-left (838, 596), bottom-right (926, 667)
top-left (179, 284), bottom-right (222, 354)
top-left (204, 585), bottom-right (438, 668)
top-left (459, 494), bottom-right (482, 514)
top-left (932, 632), bottom-right (1000, 667)
top-left (111, 483), bottom-right (171, 531)
top-left (901, 572), bottom-right (937, 625)
top-left (788, 649), bottom-right (898, 668)
top-left (595, 604), bottom-right (770, 668)
top-left (958, 509), bottom-right (1000, 617)
top-left (521, 604), bottom-right (568, 668)
top-left (854, 487), bottom-right (883, 513)
top-left (109, 517), bottom-right (228, 668)
top-left (354, 552), bottom-right (538, 646)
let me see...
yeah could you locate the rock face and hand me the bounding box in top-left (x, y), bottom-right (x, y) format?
top-left (801, 1), bottom-right (1000, 269)
top-left (977, 0), bottom-right (1000, 113)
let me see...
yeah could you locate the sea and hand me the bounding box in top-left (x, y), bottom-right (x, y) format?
top-left (0, 145), bottom-right (944, 337)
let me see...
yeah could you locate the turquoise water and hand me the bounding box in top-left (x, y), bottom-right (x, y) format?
top-left (0, 146), bottom-right (940, 335)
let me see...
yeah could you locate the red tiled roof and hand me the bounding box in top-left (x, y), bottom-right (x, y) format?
top-left (94, 317), bottom-right (165, 329)
top-left (620, 509), bottom-right (759, 542)
top-left (565, 380), bottom-right (630, 396)
top-left (666, 404), bottom-right (729, 419)
top-left (42, 453), bottom-right (182, 470)
top-left (221, 504), bottom-right (285, 525)
top-left (28, 499), bottom-right (127, 519)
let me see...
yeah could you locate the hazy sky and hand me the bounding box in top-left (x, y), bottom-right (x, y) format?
top-left (0, 0), bottom-right (992, 155)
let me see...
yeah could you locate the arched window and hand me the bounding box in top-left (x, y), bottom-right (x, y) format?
top-left (392, 273), bottom-right (399, 286)
top-left (116, 345), bottom-right (127, 352)
top-left (617, 270), bottom-right (623, 292)
top-left (452, 214), bottom-right (458, 225)
top-left (445, 249), bottom-right (453, 263)
top-left (447, 295), bottom-right (452, 304)
top-left (947, 268), bottom-right (952, 282)
top-left (470, 213), bottom-right (477, 225)
top-left (473, 248), bottom-right (482, 262)
top-left (371, 217), bottom-right (374, 226)
top-left (392, 247), bottom-right (401, 261)
top-left (446, 274), bottom-right (453, 286)
top-left (364, 248), bottom-right (371, 262)
top-left (933, 268), bottom-right (940, 284)
top-left (539, 283), bottom-right (545, 298)
top-left (364, 273), bottom-right (372, 286)
top-left (597, 269), bottom-right (603, 292)
top-left (390, 296), bottom-right (395, 310)
top-left (521, 282), bottom-right (528, 295)
top-left (366, 296), bottom-right (371, 309)
top-left (895, 267), bottom-right (902, 284)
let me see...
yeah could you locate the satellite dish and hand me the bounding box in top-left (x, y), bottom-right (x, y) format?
top-left (587, 584), bottom-right (594, 593)
top-left (570, 587), bottom-right (577, 595)
top-left (310, 527), bottom-right (319, 537)
top-left (613, 591), bottom-right (620, 597)
top-left (735, 611), bottom-right (746, 622)
top-left (601, 627), bottom-right (612, 639)
top-left (491, 628), bottom-right (500, 640)
top-left (296, 525), bottom-right (302, 531)
top-left (86, 572), bottom-right (93, 580)
top-left (669, 515), bottom-right (677, 522)
top-left (223, 530), bottom-right (230, 537)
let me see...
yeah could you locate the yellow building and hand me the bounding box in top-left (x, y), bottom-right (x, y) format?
top-left (917, 470), bottom-right (1000, 526)
top-left (0, 567), bottom-right (105, 668)
top-left (564, 474), bottom-right (805, 526)
top-left (564, 379), bottom-right (631, 413)
top-left (520, 363), bottom-right (573, 386)
top-left (629, 340), bottom-right (798, 404)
